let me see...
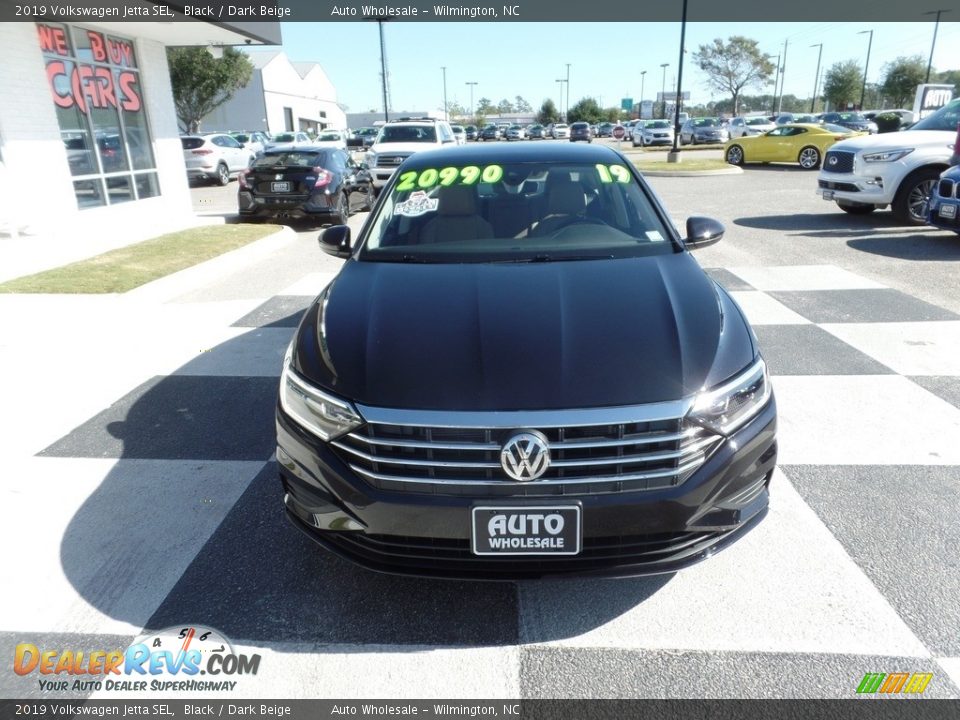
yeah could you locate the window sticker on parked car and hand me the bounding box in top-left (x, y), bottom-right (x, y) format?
top-left (395, 165), bottom-right (504, 191)
top-left (646, 230), bottom-right (665, 242)
top-left (595, 164), bottom-right (631, 183)
top-left (394, 191), bottom-right (439, 217)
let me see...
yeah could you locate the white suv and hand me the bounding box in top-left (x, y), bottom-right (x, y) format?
top-left (366, 118), bottom-right (457, 192)
top-left (817, 98), bottom-right (959, 224)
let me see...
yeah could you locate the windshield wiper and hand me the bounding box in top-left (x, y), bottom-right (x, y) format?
top-left (501, 253), bottom-right (615, 263)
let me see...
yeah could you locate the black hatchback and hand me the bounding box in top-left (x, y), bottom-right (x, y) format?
top-left (277, 143), bottom-right (776, 579)
top-left (238, 147), bottom-right (373, 224)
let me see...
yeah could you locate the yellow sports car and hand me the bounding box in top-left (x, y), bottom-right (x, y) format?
top-left (724, 123), bottom-right (863, 170)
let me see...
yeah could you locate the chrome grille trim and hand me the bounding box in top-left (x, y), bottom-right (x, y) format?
top-left (333, 402), bottom-right (722, 495)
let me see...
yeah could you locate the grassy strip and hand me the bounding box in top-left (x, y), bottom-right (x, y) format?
top-left (0, 223), bottom-right (281, 294)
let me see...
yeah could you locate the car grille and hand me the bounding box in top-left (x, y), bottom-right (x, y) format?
top-left (375, 154), bottom-right (409, 168)
top-left (331, 411), bottom-right (722, 497)
top-left (818, 180), bottom-right (860, 193)
top-left (823, 150), bottom-right (855, 174)
top-left (938, 179), bottom-right (956, 199)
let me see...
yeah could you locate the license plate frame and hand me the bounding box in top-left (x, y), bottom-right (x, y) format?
top-left (271, 181), bottom-right (291, 192)
top-left (822, 190), bottom-right (835, 200)
top-left (471, 505), bottom-right (582, 556)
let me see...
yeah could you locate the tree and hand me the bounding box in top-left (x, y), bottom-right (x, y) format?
top-left (496, 98), bottom-right (515, 114)
top-left (693, 36), bottom-right (775, 116)
top-left (167, 47), bottom-right (254, 133)
top-left (476, 97), bottom-right (496, 115)
top-left (881, 56), bottom-right (927, 109)
top-left (822, 60), bottom-right (863, 111)
top-left (567, 97), bottom-right (604, 124)
top-left (514, 95), bottom-right (533, 113)
top-left (935, 69), bottom-right (960, 95)
top-left (537, 98), bottom-right (560, 125)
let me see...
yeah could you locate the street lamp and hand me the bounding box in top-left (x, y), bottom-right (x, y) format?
top-left (660, 63), bottom-right (669, 119)
top-left (669, 0), bottom-right (688, 160)
top-left (556, 79), bottom-right (567, 121)
top-left (640, 70), bottom-right (647, 115)
top-left (809, 44), bottom-right (823, 113)
top-left (923, 10), bottom-right (951, 84)
top-left (857, 30), bottom-right (873, 110)
top-left (465, 81), bottom-right (477, 122)
top-left (363, 18), bottom-right (392, 122)
top-left (441, 66), bottom-right (448, 121)
top-left (565, 63), bottom-right (571, 120)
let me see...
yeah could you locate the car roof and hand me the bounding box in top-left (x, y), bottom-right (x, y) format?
top-left (400, 142), bottom-right (626, 169)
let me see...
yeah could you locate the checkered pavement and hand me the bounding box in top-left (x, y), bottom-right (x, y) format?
top-left (1, 262), bottom-right (959, 700)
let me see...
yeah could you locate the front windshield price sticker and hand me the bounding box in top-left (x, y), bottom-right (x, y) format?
top-left (395, 164), bottom-right (503, 191)
top-left (394, 191), bottom-right (439, 217)
top-left (596, 164), bottom-right (631, 183)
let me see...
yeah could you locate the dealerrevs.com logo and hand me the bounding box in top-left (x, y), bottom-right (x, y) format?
top-left (14, 626), bottom-right (261, 693)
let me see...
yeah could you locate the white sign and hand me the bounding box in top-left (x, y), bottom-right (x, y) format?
top-left (913, 84), bottom-right (954, 120)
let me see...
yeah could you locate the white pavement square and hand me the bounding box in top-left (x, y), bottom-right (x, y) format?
top-left (726, 265), bottom-right (886, 291)
top-left (729, 291), bottom-right (811, 325)
top-left (821, 321), bottom-right (960, 376)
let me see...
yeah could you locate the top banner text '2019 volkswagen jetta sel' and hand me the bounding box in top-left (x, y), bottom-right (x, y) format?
top-left (276, 143), bottom-right (777, 580)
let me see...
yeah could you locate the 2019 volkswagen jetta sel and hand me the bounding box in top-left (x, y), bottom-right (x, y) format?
top-left (276, 143), bottom-right (777, 579)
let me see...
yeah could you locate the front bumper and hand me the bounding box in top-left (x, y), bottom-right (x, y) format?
top-left (928, 195), bottom-right (960, 232)
top-left (276, 396), bottom-right (777, 580)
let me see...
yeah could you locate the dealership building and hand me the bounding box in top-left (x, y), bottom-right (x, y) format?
top-left (0, 20), bottom-right (281, 246)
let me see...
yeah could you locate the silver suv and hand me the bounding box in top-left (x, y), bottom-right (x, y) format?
top-left (181, 133), bottom-right (255, 186)
top-left (366, 118), bottom-right (457, 192)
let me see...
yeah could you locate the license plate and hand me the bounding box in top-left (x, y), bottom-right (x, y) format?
top-left (939, 204), bottom-right (957, 219)
top-left (271, 181), bottom-right (291, 192)
top-left (471, 505), bottom-right (581, 556)
top-left (822, 190), bottom-right (835, 200)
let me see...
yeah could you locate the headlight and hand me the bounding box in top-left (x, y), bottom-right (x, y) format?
top-left (862, 148), bottom-right (914, 163)
top-left (279, 341), bottom-right (363, 441)
top-left (689, 359), bottom-right (771, 436)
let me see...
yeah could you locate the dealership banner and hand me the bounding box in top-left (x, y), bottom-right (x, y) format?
top-left (0, 0), bottom-right (950, 22)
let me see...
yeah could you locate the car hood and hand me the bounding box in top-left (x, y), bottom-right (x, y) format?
top-left (829, 128), bottom-right (956, 153)
top-left (294, 253), bottom-right (755, 411)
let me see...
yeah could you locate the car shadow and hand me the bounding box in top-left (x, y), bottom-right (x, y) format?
top-left (51, 310), bottom-right (675, 653)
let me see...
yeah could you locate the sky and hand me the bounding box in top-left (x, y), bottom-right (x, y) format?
top-left (276, 21), bottom-right (960, 117)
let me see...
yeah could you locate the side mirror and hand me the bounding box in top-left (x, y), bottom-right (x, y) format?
top-left (319, 225), bottom-right (352, 259)
top-left (684, 216), bottom-right (725, 248)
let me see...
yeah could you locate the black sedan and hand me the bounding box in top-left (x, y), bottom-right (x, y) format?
top-left (276, 142), bottom-right (777, 579)
top-left (479, 125), bottom-right (500, 141)
top-left (820, 112), bottom-right (875, 134)
top-left (237, 147), bottom-right (372, 224)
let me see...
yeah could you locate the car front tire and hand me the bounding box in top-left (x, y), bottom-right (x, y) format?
top-left (798, 146), bottom-right (821, 170)
top-left (725, 145), bottom-right (745, 166)
top-left (215, 163), bottom-right (230, 186)
top-left (893, 167), bottom-right (942, 225)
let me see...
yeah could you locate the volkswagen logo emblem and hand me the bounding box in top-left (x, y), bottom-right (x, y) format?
top-left (500, 431), bottom-right (551, 482)
top-left (828, 156), bottom-right (838, 166)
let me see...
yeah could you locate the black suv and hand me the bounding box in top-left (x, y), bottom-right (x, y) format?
top-left (277, 143), bottom-right (776, 579)
top-left (569, 122), bottom-right (593, 142)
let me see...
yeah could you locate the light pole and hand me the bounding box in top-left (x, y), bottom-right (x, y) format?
top-left (640, 70), bottom-right (647, 116)
top-left (660, 63), bottom-right (669, 119)
top-left (669, 0), bottom-right (688, 161)
top-left (923, 10), bottom-right (950, 83)
top-left (565, 63), bottom-right (571, 120)
top-left (363, 18), bottom-right (392, 122)
top-left (465, 81), bottom-right (477, 123)
top-left (441, 66), bottom-right (448, 121)
top-left (771, 52), bottom-right (781, 116)
top-left (777, 39), bottom-right (789, 115)
top-left (809, 44), bottom-right (823, 113)
top-left (857, 30), bottom-right (873, 110)
top-left (556, 79), bottom-right (567, 121)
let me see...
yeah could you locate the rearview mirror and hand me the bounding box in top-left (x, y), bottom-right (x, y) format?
top-left (319, 225), bottom-right (352, 259)
top-left (684, 216), bottom-right (725, 248)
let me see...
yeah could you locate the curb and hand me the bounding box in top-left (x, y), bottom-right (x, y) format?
top-left (639, 166), bottom-right (743, 177)
top-left (126, 225), bottom-right (298, 303)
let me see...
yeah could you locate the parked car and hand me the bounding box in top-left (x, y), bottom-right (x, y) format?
top-left (775, 113), bottom-right (820, 125)
top-left (237, 147), bottom-right (372, 224)
top-left (464, 125), bottom-right (478, 141)
top-left (818, 98), bottom-right (960, 224)
top-left (312, 130), bottom-right (348, 150)
top-left (596, 122), bottom-right (615, 138)
top-left (728, 116), bottom-right (777, 138)
top-left (231, 131), bottom-right (270, 158)
top-left (527, 124), bottom-right (545, 139)
top-left (820, 112), bottom-right (875, 134)
top-left (280, 142), bottom-right (777, 579)
top-left (569, 121), bottom-right (592, 142)
top-left (724, 123), bottom-right (861, 170)
top-left (633, 120), bottom-right (674, 147)
top-left (451, 125), bottom-right (467, 145)
top-left (678, 118), bottom-right (729, 145)
top-left (505, 125), bottom-right (526, 141)
top-left (181, 133), bottom-right (254, 185)
top-left (350, 127), bottom-right (380, 149)
top-left (480, 125), bottom-right (501, 141)
top-left (551, 123), bottom-right (570, 139)
top-left (366, 117), bottom-right (458, 192)
top-left (265, 131), bottom-right (311, 151)
top-left (927, 165), bottom-right (960, 234)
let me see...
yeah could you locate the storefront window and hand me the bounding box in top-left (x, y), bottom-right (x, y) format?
top-left (38, 23), bottom-right (158, 209)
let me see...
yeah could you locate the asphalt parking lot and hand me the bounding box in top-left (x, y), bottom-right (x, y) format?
top-left (2, 151), bottom-right (959, 700)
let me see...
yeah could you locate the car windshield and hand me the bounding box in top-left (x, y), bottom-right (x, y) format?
top-left (693, 118), bottom-right (720, 127)
top-left (836, 113), bottom-right (866, 122)
top-left (181, 137), bottom-right (204, 150)
top-left (555, 124), bottom-right (568, 129)
top-left (911, 99), bottom-right (960, 131)
top-left (379, 126), bottom-right (438, 143)
top-left (271, 133), bottom-right (296, 143)
top-left (317, 132), bottom-right (341, 141)
top-left (253, 150), bottom-right (330, 168)
top-left (746, 118), bottom-right (769, 126)
top-left (233, 134), bottom-right (250, 143)
top-left (647, 121), bottom-right (670, 129)
top-left (358, 160), bottom-right (678, 263)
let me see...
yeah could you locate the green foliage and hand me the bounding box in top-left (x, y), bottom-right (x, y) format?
top-left (537, 98), bottom-right (560, 125)
top-left (567, 97), bottom-right (605, 124)
top-left (167, 47), bottom-right (254, 133)
top-left (880, 56), bottom-right (927, 109)
top-left (496, 98), bottom-right (514, 114)
top-left (475, 97), bottom-right (496, 115)
top-left (935, 69), bottom-right (960, 95)
top-left (823, 60), bottom-right (864, 111)
top-left (514, 96), bottom-right (533, 113)
top-left (692, 36), bottom-right (775, 116)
